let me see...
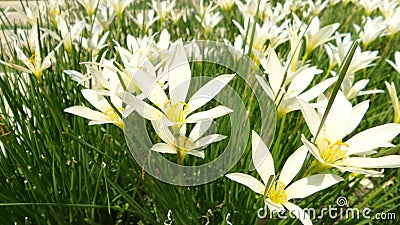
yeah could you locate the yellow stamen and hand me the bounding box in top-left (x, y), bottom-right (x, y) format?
top-left (267, 180), bottom-right (288, 204)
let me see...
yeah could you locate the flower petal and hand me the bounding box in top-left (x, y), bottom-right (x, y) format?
top-left (187, 74), bottom-right (235, 114)
top-left (337, 156), bottom-right (400, 169)
top-left (168, 39), bottom-right (191, 104)
top-left (119, 92), bottom-right (164, 121)
top-left (225, 173), bottom-right (265, 194)
top-left (195, 134), bottom-right (226, 149)
top-left (301, 135), bottom-right (325, 163)
top-left (298, 99), bottom-right (320, 137)
top-left (286, 174), bottom-right (343, 200)
top-left (324, 91), bottom-right (352, 141)
top-left (189, 120), bottom-right (213, 141)
top-left (186, 106), bottom-right (232, 123)
top-left (346, 100), bottom-right (369, 135)
top-left (151, 143), bottom-right (177, 154)
top-left (346, 123), bottom-right (400, 155)
top-left (64, 106), bottom-right (108, 121)
top-left (298, 77), bottom-right (337, 102)
top-left (279, 146), bottom-right (308, 186)
top-left (252, 131), bottom-right (275, 184)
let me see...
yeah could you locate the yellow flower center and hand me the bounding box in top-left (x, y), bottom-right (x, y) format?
top-left (267, 180), bottom-right (288, 204)
top-left (103, 107), bottom-right (124, 129)
top-left (319, 139), bottom-right (348, 163)
top-left (164, 100), bottom-right (189, 128)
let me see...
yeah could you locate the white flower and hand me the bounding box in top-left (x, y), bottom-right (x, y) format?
top-left (385, 81), bottom-right (400, 123)
top-left (64, 89), bottom-right (125, 129)
top-left (151, 0), bottom-right (176, 22)
top-left (359, 0), bottom-right (380, 16)
top-left (77, 0), bottom-right (100, 17)
top-left (196, 12), bottom-right (222, 35)
top-left (96, 1), bottom-right (116, 31)
top-left (306, 0), bottom-right (328, 17)
top-left (256, 49), bottom-right (337, 116)
top-left (304, 17), bottom-right (340, 56)
top-left (120, 40), bottom-right (235, 133)
top-left (384, 8), bottom-right (400, 36)
top-left (233, 17), bottom-right (269, 54)
top-left (235, 0), bottom-right (269, 20)
top-left (299, 91), bottom-right (400, 175)
top-left (170, 9), bottom-right (185, 25)
top-left (110, 0), bottom-right (133, 19)
top-left (82, 29), bottom-right (109, 57)
top-left (354, 16), bottom-right (386, 49)
top-left (0, 40), bottom-right (57, 81)
top-left (379, 0), bottom-right (398, 18)
top-left (132, 10), bottom-right (159, 33)
top-left (226, 131), bottom-right (343, 225)
top-left (214, 0), bottom-right (235, 11)
top-left (151, 120), bottom-right (226, 159)
top-left (340, 73), bottom-right (383, 99)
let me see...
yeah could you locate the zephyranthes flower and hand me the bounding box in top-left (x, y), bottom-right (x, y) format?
top-left (121, 40), bottom-right (235, 133)
top-left (226, 131), bottom-right (343, 225)
top-left (299, 91), bottom-right (400, 175)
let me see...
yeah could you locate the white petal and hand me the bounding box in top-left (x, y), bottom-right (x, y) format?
top-left (286, 174), bottom-right (343, 200)
top-left (132, 69), bottom-right (169, 109)
top-left (119, 92), bottom-right (164, 121)
top-left (168, 40), bottom-right (191, 104)
top-left (265, 199), bottom-right (285, 213)
top-left (301, 135), bottom-right (325, 163)
top-left (266, 49), bottom-right (284, 96)
top-left (151, 143), bottom-right (177, 154)
top-left (298, 100), bottom-right (320, 137)
top-left (324, 91), bottom-right (352, 141)
top-left (189, 120), bottom-right (213, 141)
top-left (81, 89), bottom-right (109, 112)
top-left (186, 150), bottom-right (205, 159)
top-left (279, 146), bottom-right (308, 186)
top-left (186, 106), bottom-right (232, 123)
top-left (287, 67), bottom-right (321, 95)
top-left (64, 106), bottom-right (108, 121)
top-left (283, 202), bottom-right (312, 225)
top-left (337, 156), bottom-right (400, 169)
top-left (151, 121), bottom-right (175, 145)
top-left (345, 100), bottom-right (369, 135)
top-left (187, 74), bottom-right (235, 114)
top-left (256, 75), bottom-right (275, 100)
top-left (194, 134), bottom-right (226, 149)
top-left (346, 124), bottom-right (400, 155)
top-left (225, 173), bottom-right (265, 194)
top-left (333, 165), bottom-right (383, 175)
top-left (252, 131), bottom-right (275, 184)
top-left (298, 77), bottom-right (337, 102)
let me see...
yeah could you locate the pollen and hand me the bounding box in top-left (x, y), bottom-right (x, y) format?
top-left (267, 180), bottom-right (288, 204)
top-left (319, 139), bottom-right (348, 163)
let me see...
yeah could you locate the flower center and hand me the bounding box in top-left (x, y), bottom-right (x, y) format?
top-left (164, 100), bottom-right (189, 127)
top-left (319, 138), bottom-right (348, 163)
top-left (267, 180), bottom-right (288, 204)
top-left (103, 107), bottom-right (124, 129)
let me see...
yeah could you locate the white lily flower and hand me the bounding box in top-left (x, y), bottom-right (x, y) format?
top-left (132, 10), bottom-right (159, 33)
top-left (214, 0), bottom-right (235, 11)
top-left (384, 8), bottom-right (400, 36)
top-left (233, 17), bottom-right (269, 54)
top-left (96, 1), bottom-right (116, 31)
top-left (151, 120), bottom-right (226, 159)
top-left (235, 0), bottom-right (269, 20)
top-left (110, 0), bottom-right (133, 19)
top-left (306, 0), bottom-right (328, 17)
top-left (151, 0), bottom-right (176, 23)
top-left (354, 16), bottom-right (386, 49)
top-left (325, 33), bottom-right (379, 75)
top-left (0, 40), bottom-right (57, 81)
top-left (14, 2), bottom-right (45, 26)
top-left (121, 40), bottom-right (235, 133)
top-left (359, 0), bottom-right (380, 16)
top-left (256, 49), bottom-right (337, 116)
top-left (64, 89), bottom-right (125, 129)
top-left (379, 0), bottom-right (398, 18)
top-left (77, 0), bottom-right (100, 17)
top-left (196, 12), bottom-right (222, 36)
top-left (170, 9), bottom-right (185, 25)
top-left (340, 74), bottom-right (383, 99)
top-left (304, 17), bottom-right (339, 56)
top-left (299, 91), bottom-right (400, 175)
top-left (82, 29), bottom-right (109, 58)
top-left (385, 81), bottom-right (400, 123)
top-left (226, 131), bottom-right (343, 225)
